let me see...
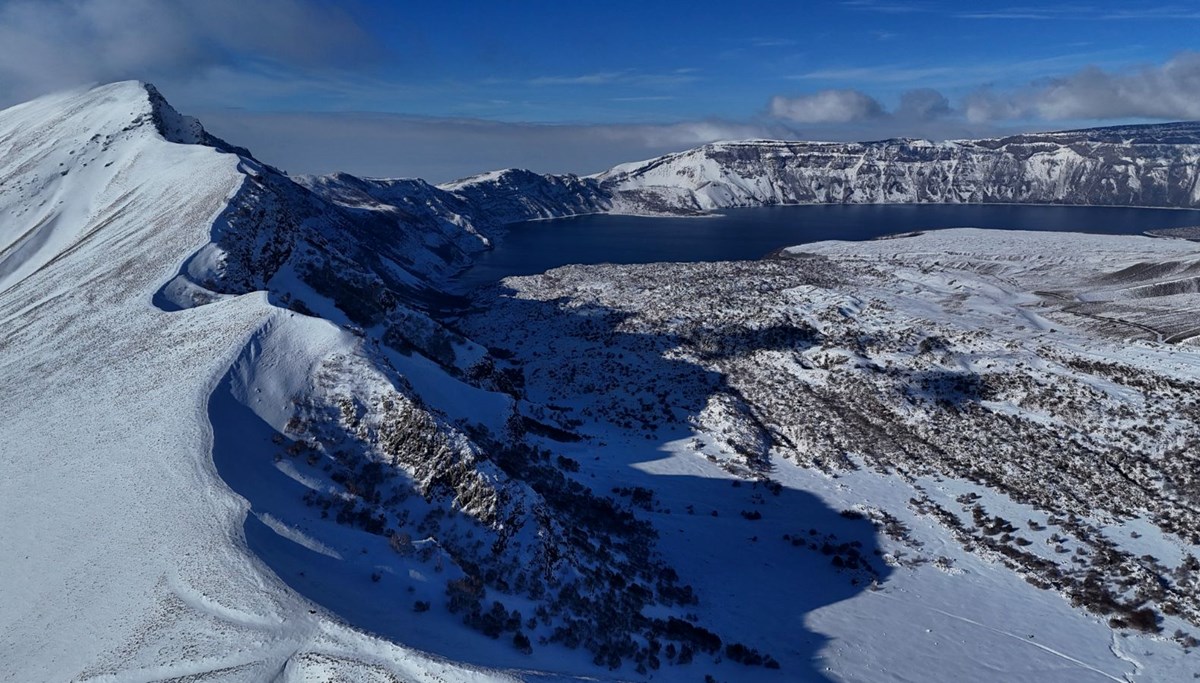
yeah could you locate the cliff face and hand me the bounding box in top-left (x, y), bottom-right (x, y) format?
top-left (441, 168), bottom-right (610, 221)
top-left (282, 122), bottom-right (1200, 246)
top-left (308, 122), bottom-right (1200, 226)
top-left (595, 124), bottom-right (1200, 212)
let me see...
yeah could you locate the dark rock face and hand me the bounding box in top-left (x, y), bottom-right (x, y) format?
top-left (444, 168), bottom-right (610, 221)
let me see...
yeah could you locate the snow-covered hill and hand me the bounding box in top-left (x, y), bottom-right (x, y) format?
top-left (0, 81), bottom-right (525, 682)
top-left (464, 228), bottom-right (1200, 682)
top-left (0, 81), bottom-right (682, 682)
top-left (441, 168), bottom-right (610, 221)
top-left (0, 82), bottom-right (784, 683)
top-left (402, 122), bottom-right (1200, 219)
top-left (295, 167), bottom-right (611, 255)
top-left (7, 82), bottom-right (1200, 683)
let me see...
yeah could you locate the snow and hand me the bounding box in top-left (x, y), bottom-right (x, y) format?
top-left (589, 132), bottom-right (1200, 215)
top-left (8, 81), bottom-right (1200, 683)
top-left (379, 344), bottom-right (514, 436)
top-left (0, 82), bottom-right (511, 682)
top-left (462, 229), bottom-right (1200, 681)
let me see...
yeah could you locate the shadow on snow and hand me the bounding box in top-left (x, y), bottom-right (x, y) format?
top-left (204, 279), bottom-right (893, 681)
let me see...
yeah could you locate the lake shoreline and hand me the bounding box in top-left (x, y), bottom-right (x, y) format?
top-left (452, 204), bottom-right (1200, 292)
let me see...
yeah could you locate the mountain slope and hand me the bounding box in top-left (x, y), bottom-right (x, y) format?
top-left (461, 228), bottom-right (1200, 682)
top-left (0, 83), bottom-right (776, 683)
top-left (288, 123), bottom-right (1200, 236)
top-left (0, 82), bottom-right (519, 683)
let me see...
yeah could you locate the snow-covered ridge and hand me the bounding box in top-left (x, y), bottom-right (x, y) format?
top-left (588, 125), bottom-right (1200, 212)
top-left (0, 82), bottom-right (753, 681)
top-left (0, 81), bottom-right (170, 293)
top-left (303, 121), bottom-right (1200, 227)
top-left (0, 82), bottom-right (486, 680)
top-left (441, 168), bottom-right (610, 220)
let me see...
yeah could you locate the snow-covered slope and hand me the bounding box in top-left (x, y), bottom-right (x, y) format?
top-left (441, 168), bottom-right (610, 220)
top-left (0, 82), bottom-right (518, 682)
top-left (463, 229), bottom-right (1200, 682)
top-left (296, 123), bottom-right (1200, 230)
top-left (401, 123), bottom-right (1200, 220)
top-left (297, 166), bottom-right (610, 249)
top-left (10, 81), bottom-right (1200, 683)
top-left (0, 83), bottom-right (781, 683)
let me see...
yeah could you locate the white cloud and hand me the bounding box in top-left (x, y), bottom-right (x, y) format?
top-left (956, 10), bottom-right (1059, 19)
top-left (0, 0), bottom-right (373, 104)
top-left (769, 87), bottom-right (950, 125)
top-left (769, 89), bottom-right (885, 123)
top-left (790, 65), bottom-right (959, 84)
top-left (528, 72), bottom-right (629, 86)
top-left (774, 54), bottom-right (1200, 132)
top-left (964, 52), bottom-right (1200, 122)
top-left (749, 37), bottom-right (798, 48)
top-left (839, 1), bottom-right (932, 14)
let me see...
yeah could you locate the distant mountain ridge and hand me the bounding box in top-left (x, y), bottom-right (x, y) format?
top-left (590, 123), bottom-right (1200, 212)
top-left (292, 120), bottom-right (1200, 244)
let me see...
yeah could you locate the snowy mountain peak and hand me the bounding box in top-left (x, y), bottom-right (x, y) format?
top-left (0, 81), bottom-right (535, 681)
top-left (143, 82), bottom-right (205, 144)
top-left (1, 80), bottom-right (221, 149)
top-left (0, 81), bottom-right (237, 296)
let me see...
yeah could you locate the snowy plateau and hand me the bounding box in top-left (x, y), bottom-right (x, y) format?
top-left (4, 81), bottom-right (1200, 682)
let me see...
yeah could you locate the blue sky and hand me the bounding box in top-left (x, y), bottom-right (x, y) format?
top-left (235, 0), bottom-right (1192, 124)
top-left (2, 0), bottom-right (1199, 180)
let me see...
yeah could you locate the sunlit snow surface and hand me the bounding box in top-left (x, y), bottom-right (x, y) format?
top-left (4, 82), bottom-right (1200, 683)
top-left (0, 83), bottom-right (510, 682)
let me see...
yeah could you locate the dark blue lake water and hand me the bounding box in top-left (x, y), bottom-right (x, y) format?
top-left (454, 204), bottom-right (1200, 290)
